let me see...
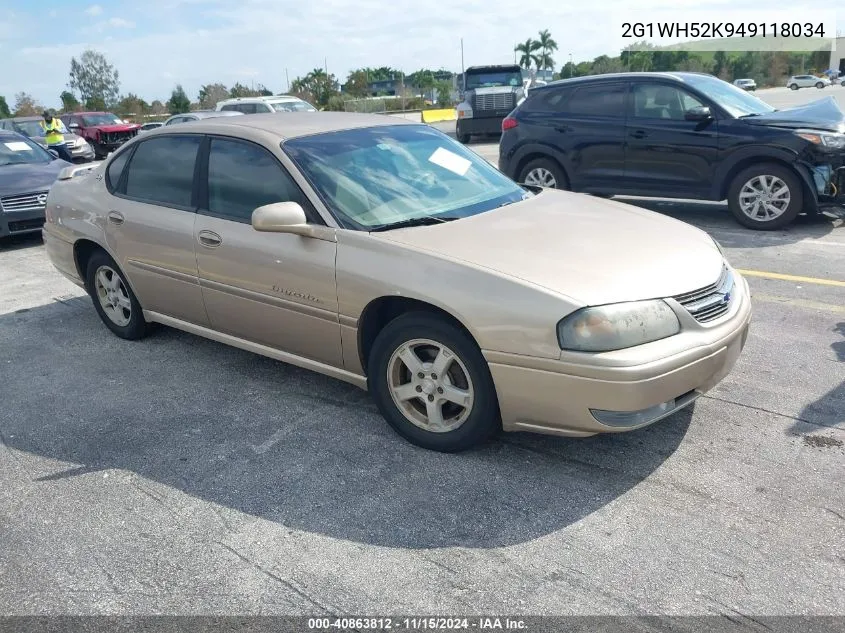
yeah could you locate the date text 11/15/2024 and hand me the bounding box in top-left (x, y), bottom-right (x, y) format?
top-left (308, 617), bottom-right (528, 630)
top-left (622, 22), bottom-right (827, 39)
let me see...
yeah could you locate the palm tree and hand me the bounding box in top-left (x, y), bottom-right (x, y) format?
top-left (515, 38), bottom-right (541, 69)
top-left (537, 29), bottom-right (558, 70)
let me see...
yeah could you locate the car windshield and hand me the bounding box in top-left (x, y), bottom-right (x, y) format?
top-left (465, 71), bottom-right (522, 89)
top-left (0, 136), bottom-right (53, 166)
top-left (81, 113), bottom-right (122, 126)
top-left (13, 120), bottom-right (67, 137)
top-left (271, 101), bottom-right (318, 112)
top-left (284, 124), bottom-right (529, 230)
top-left (682, 74), bottom-right (775, 117)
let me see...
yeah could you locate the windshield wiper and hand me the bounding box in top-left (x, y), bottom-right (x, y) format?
top-left (369, 216), bottom-right (459, 232)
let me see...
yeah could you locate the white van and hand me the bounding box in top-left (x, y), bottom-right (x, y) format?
top-left (215, 95), bottom-right (318, 114)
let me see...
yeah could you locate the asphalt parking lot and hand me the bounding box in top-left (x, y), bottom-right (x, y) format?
top-left (0, 86), bottom-right (843, 617)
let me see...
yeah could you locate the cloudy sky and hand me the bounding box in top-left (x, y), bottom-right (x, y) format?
top-left (0, 0), bottom-right (841, 107)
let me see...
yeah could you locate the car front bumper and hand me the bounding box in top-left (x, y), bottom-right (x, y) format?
top-left (486, 274), bottom-right (753, 437)
top-left (0, 207), bottom-right (46, 239)
top-left (68, 142), bottom-right (96, 162)
top-left (457, 115), bottom-right (506, 137)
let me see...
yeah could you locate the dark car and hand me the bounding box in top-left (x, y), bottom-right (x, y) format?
top-left (499, 72), bottom-right (845, 230)
top-left (0, 130), bottom-right (71, 239)
top-left (60, 111), bottom-right (140, 160)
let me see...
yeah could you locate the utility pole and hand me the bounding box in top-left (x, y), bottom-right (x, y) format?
top-left (285, 68), bottom-right (290, 92)
top-left (461, 38), bottom-right (465, 91)
top-left (569, 53), bottom-right (573, 77)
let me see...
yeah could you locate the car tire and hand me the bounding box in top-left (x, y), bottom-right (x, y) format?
top-left (726, 163), bottom-right (804, 230)
top-left (456, 132), bottom-right (471, 144)
top-left (789, 84), bottom-right (798, 90)
top-left (518, 157), bottom-right (569, 189)
top-left (816, 82), bottom-right (825, 89)
top-left (85, 250), bottom-right (149, 340)
top-left (368, 311), bottom-right (500, 452)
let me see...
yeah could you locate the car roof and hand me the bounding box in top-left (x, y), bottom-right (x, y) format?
top-left (218, 95), bottom-right (304, 103)
top-left (8, 116), bottom-right (42, 122)
top-left (537, 71), bottom-right (716, 91)
top-left (146, 111), bottom-right (415, 140)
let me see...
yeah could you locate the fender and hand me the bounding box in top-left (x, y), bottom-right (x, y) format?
top-left (710, 145), bottom-right (816, 206)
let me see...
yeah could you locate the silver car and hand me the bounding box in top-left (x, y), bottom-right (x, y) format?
top-left (163, 110), bottom-right (244, 126)
top-left (787, 75), bottom-right (830, 90)
top-left (0, 116), bottom-right (96, 163)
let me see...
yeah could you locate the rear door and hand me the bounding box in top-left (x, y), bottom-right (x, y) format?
top-left (530, 82), bottom-right (628, 191)
top-left (193, 136), bottom-right (342, 366)
top-left (104, 134), bottom-right (210, 326)
top-left (623, 81), bottom-right (719, 198)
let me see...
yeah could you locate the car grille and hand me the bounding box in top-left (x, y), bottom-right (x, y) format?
top-left (101, 130), bottom-right (137, 145)
top-left (473, 92), bottom-right (514, 111)
top-left (0, 191), bottom-right (49, 214)
top-left (672, 265), bottom-right (735, 323)
top-left (8, 218), bottom-right (45, 233)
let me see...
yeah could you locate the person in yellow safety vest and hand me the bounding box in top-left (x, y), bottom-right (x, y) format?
top-left (39, 110), bottom-right (73, 163)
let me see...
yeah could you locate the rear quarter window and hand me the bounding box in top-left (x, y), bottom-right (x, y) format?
top-left (522, 87), bottom-right (569, 112)
top-left (123, 136), bottom-right (201, 208)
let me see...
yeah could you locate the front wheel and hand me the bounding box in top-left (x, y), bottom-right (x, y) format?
top-left (726, 163), bottom-right (803, 230)
top-left (456, 129), bottom-right (470, 144)
top-left (368, 312), bottom-right (500, 452)
top-left (86, 250), bottom-right (149, 339)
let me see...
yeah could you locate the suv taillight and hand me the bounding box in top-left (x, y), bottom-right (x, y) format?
top-left (502, 116), bottom-right (518, 132)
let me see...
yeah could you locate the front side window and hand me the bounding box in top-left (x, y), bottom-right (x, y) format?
top-left (124, 136), bottom-right (201, 208)
top-left (284, 124), bottom-right (527, 230)
top-left (631, 84), bottom-right (704, 120)
top-left (206, 138), bottom-right (305, 222)
top-left (566, 83), bottom-right (627, 117)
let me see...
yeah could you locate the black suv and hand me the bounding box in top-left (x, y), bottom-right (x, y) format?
top-left (499, 72), bottom-right (845, 230)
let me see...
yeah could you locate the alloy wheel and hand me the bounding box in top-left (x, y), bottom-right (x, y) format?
top-left (738, 175), bottom-right (791, 221)
top-left (94, 265), bottom-right (132, 327)
top-left (386, 338), bottom-right (475, 433)
top-left (524, 167), bottom-right (557, 188)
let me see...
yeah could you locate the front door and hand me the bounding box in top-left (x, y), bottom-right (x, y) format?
top-left (624, 82), bottom-right (719, 198)
top-left (193, 136), bottom-right (342, 367)
top-left (103, 134), bottom-right (209, 326)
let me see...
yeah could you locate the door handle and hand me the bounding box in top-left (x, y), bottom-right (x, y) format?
top-left (107, 210), bottom-right (124, 225)
top-left (197, 230), bottom-right (222, 248)
top-left (629, 130), bottom-right (648, 139)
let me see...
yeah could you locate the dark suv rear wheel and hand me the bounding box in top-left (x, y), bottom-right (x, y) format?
top-left (517, 158), bottom-right (568, 189)
top-left (727, 163), bottom-right (803, 230)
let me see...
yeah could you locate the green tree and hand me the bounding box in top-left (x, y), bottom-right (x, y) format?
top-left (344, 70), bottom-right (370, 97)
top-left (291, 69), bottom-right (340, 107)
top-left (13, 92), bottom-right (41, 116)
top-left (116, 93), bottom-right (149, 120)
top-left (536, 29), bottom-right (558, 70)
top-left (435, 80), bottom-right (453, 107)
top-left (59, 90), bottom-right (80, 113)
top-left (515, 38), bottom-right (541, 68)
top-left (256, 83), bottom-right (273, 96)
top-left (0, 96), bottom-right (10, 118)
top-left (68, 49), bottom-right (121, 110)
top-left (198, 83), bottom-right (229, 109)
top-left (167, 85), bottom-right (191, 114)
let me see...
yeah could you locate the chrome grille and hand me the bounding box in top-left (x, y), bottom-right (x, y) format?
top-left (0, 191), bottom-right (49, 214)
top-left (474, 92), bottom-right (514, 111)
top-left (672, 266), bottom-right (734, 323)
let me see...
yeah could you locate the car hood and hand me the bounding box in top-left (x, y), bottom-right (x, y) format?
top-left (372, 190), bottom-right (724, 306)
top-left (0, 160), bottom-right (68, 197)
top-left (742, 97), bottom-right (845, 132)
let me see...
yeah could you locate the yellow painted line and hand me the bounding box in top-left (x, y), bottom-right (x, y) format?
top-left (737, 269), bottom-right (845, 288)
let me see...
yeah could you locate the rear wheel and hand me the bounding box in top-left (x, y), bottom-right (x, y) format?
top-left (86, 250), bottom-right (149, 339)
top-left (816, 81), bottom-right (825, 89)
top-left (726, 163), bottom-right (803, 230)
top-left (518, 157), bottom-right (568, 189)
top-left (789, 83), bottom-right (798, 90)
top-left (368, 312), bottom-right (500, 452)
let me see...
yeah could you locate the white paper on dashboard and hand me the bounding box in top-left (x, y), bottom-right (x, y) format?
top-left (428, 147), bottom-right (471, 176)
top-left (4, 142), bottom-right (33, 151)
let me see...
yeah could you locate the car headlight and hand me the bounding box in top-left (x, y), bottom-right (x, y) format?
top-left (557, 300), bottom-right (681, 352)
top-left (795, 129), bottom-right (845, 149)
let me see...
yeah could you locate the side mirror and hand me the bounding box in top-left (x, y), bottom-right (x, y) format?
top-left (684, 106), bottom-right (712, 121)
top-left (47, 149), bottom-right (60, 159)
top-left (252, 201), bottom-right (312, 236)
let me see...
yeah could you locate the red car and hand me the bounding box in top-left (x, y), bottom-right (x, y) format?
top-left (60, 112), bottom-right (140, 160)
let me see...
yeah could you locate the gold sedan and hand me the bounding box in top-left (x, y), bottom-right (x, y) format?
top-left (43, 113), bottom-right (751, 452)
